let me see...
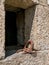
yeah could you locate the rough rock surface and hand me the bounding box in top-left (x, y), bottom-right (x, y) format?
top-left (25, 4), bottom-right (49, 50)
top-left (5, 0), bottom-right (48, 9)
top-left (0, 50), bottom-right (49, 65)
top-left (5, 0), bottom-right (36, 9)
top-left (0, 0), bottom-right (5, 59)
top-left (0, 0), bottom-right (49, 65)
top-left (33, 5), bottom-right (49, 50)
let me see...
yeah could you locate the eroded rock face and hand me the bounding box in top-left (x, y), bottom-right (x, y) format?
top-left (25, 4), bottom-right (49, 50)
top-left (0, 50), bottom-right (49, 65)
top-left (5, 0), bottom-right (48, 9)
top-left (0, 0), bottom-right (5, 59)
top-left (5, 0), bottom-right (38, 9)
top-left (32, 5), bottom-right (49, 50)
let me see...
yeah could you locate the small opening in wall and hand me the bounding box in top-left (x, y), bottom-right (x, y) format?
top-left (5, 9), bottom-right (25, 57)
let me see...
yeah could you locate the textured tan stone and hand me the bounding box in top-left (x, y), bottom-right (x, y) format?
top-left (0, 0), bottom-right (5, 59)
top-left (25, 4), bottom-right (49, 50)
top-left (0, 50), bottom-right (47, 65)
top-left (0, 1), bottom-right (49, 65)
top-left (5, 0), bottom-right (49, 9)
top-left (5, 0), bottom-right (38, 9)
top-left (45, 50), bottom-right (49, 65)
top-left (32, 5), bottom-right (49, 50)
top-left (38, 0), bottom-right (47, 5)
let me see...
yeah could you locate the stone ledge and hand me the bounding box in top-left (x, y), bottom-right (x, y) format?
top-left (5, 0), bottom-right (38, 9)
top-left (0, 50), bottom-right (49, 65)
top-left (5, 0), bottom-right (49, 9)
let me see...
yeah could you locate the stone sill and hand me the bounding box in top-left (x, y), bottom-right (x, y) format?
top-left (0, 50), bottom-right (49, 65)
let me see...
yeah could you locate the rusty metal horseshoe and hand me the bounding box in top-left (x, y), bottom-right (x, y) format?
top-left (23, 40), bottom-right (34, 53)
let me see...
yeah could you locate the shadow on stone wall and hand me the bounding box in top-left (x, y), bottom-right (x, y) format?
top-left (25, 5), bottom-right (36, 42)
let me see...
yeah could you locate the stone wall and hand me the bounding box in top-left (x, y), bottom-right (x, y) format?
top-left (5, 0), bottom-right (48, 9)
top-left (38, 0), bottom-right (47, 4)
top-left (25, 5), bottom-right (36, 41)
top-left (0, 0), bottom-right (5, 59)
top-left (33, 5), bottom-right (49, 50)
top-left (5, 0), bottom-right (37, 9)
top-left (24, 2), bottom-right (49, 65)
top-left (0, 0), bottom-right (49, 65)
top-left (25, 1), bottom-right (49, 50)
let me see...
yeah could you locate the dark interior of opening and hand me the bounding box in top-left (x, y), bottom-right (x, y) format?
top-left (5, 11), bottom-right (18, 57)
top-left (5, 9), bottom-right (25, 57)
top-left (5, 11), bottom-right (17, 46)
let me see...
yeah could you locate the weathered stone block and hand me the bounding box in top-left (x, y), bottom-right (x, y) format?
top-left (5, 0), bottom-right (38, 9)
top-left (5, 0), bottom-right (49, 9)
top-left (38, 0), bottom-right (47, 5)
top-left (0, 0), bottom-right (5, 59)
top-left (45, 50), bottom-right (49, 65)
top-left (0, 50), bottom-right (49, 65)
top-left (32, 5), bottom-right (49, 50)
top-left (25, 4), bottom-right (49, 50)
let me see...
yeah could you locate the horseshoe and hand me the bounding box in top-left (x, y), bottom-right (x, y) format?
top-left (23, 40), bottom-right (34, 53)
top-left (16, 40), bottom-right (38, 53)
